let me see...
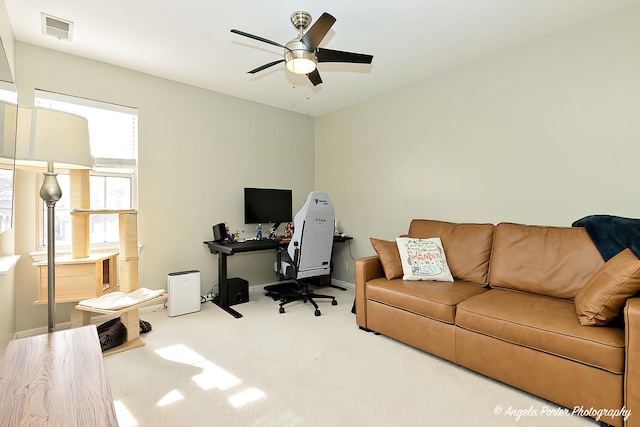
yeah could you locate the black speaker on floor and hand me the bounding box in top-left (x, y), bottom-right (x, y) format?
top-left (226, 278), bottom-right (249, 306)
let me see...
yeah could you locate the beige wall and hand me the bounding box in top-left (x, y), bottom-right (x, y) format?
top-left (0, 0), bottom-right (15, 75)
top-left (7, 3), bottom-right (640, 332)
top-left (13, 43), bottom-right (315, 331)
top-left (316, 4), bottom-right (640, 280)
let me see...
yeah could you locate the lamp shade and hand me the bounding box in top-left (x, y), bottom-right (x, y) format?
top-left (285, 56), bottom-right (317, 74)
top-left (284, 39), bottom-right (317, 75)
top-left (15, 106), bottom-right (92, 170)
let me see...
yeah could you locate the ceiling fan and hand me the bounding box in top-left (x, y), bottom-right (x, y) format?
top-left (231, 11), bottom-right (374, 86)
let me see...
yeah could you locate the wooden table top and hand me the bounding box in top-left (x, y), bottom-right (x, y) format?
top-left (0, 325), bottom-right (118, 426)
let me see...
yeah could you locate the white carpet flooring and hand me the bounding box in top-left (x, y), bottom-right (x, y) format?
top-left (104, 285), bottom-right (598, 427)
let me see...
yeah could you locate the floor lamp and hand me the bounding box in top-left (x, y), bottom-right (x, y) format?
top-left (15, 107), bottom-right (92, 333)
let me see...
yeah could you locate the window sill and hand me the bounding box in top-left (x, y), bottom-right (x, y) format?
top-left (30, 244), bottom-right (142, 263)
top-left (0, 255), bottom-right (21, 274)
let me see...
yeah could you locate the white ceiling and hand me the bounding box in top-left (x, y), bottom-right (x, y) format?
top-left (5, 0), bottom-right (639, 117)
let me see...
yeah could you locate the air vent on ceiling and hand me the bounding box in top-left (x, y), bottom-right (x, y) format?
top-left (41, 13), bottom-right (74, 41)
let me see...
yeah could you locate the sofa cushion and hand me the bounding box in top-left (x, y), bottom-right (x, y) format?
top-left (396, 237), bottom-right (453, 282)
top-left (365, 277), bottom-right (488, 324)
top-left (407, 219), bottom-right (494, 286)
top-left (489, 222), bottom-right (604, 300)
top-left (575, 248), bottom-right (640, 326)
top-left (369, 238), bottom-right (403, 280)
top-left (456, 289), bottom-right (625, 374)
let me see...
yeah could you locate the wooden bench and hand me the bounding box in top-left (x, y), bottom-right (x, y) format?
top-left (0, 325), bottom-right (118, 426)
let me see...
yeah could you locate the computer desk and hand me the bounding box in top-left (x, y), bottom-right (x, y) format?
top-left (203, 236), bottom-right (352, 318)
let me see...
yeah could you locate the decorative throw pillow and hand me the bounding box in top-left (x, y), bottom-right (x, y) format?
top-left (370, 238), bottom-right (403, 280)
top-left (396, 237), bottom-right (454, 282)
top-left (574, 248), bottom-right (640, 326)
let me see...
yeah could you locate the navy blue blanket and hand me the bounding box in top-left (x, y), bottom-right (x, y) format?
top-left (572, 215), bottom-right (640, 261)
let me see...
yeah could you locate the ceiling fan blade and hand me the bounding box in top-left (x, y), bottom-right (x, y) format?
top-left (248, 60), bottom-right (285, 74)
top-left (231, 29), bottom-right (289, 50)
top-left (300, 13), bottom-right (336, 51)
top-left (307, 69), bottom-right (323, 86)
top-left (317, 48), bottom-right (373, 64)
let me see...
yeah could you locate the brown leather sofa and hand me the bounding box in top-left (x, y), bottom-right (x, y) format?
top-left (355, 219), bottom-right (640, 427)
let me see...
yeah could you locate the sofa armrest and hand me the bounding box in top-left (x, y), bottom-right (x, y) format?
top-left (625, 297), bottom-right (640, 426)
top-left (355, 256), bottom-right (384, 328)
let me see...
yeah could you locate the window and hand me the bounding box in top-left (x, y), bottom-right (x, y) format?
top-left (0, 84), bottom-right (17, 233)
top-left (35, 91), bottom-right (138, 249)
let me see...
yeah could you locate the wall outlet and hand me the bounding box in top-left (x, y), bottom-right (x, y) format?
top-left (344, 260), bottom-right (349, 271)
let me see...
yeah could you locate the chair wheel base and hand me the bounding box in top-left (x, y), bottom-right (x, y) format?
top-left (277, 282), bottom-right (337, 316)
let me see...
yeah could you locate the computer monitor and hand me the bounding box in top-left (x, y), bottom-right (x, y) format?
top-left (244, 187), bottom-right (293, 230)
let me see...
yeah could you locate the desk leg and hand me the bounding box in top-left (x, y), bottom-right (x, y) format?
top-left (218, 252), bottom-right (229, 306)
top-left (276, 250), bottom-right (283, 280)
top-left (213, 252), bottom-right (243, 319)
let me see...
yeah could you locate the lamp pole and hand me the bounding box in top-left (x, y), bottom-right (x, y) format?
top-left (40, 161), bottom-right (62, 333)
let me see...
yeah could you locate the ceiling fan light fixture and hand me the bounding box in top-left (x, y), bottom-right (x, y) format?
top-left (284, 43), bottom-right (317, 74)
top-left (232, 11), bottom-right (372, 85)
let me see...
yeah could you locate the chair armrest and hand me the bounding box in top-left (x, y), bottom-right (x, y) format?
top-left (355, 256), bottom-right (384, 328)
top-left (625, 297), bottom-right (640, 426)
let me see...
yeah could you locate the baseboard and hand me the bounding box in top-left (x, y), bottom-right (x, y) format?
top-left (260, 278), bottom-right (353, 290)
top-left (14, 303), bottom-right (167, 339)
top-left (15, 323), bottom-right (73, 339)
top-left (14, 283), bottom-right (353, 339)
top-left (332, 278), bottom-right (354, 290)
top-left (140, 303), bottom-right (166, 314)
top-left (259, 280), bottom-right (291, 288)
